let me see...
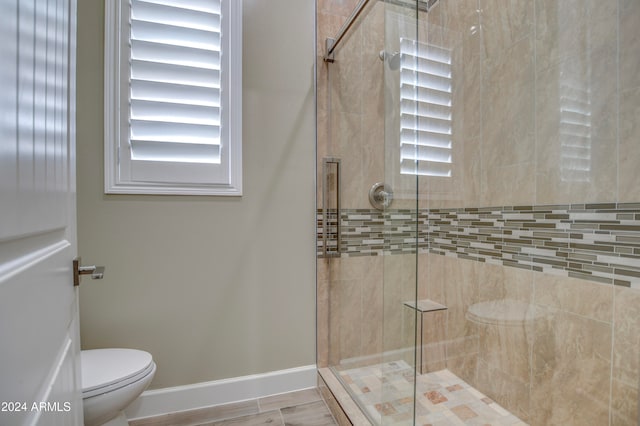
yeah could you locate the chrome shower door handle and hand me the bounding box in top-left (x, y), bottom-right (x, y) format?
top-left (73, 257), bottom-right (106, 286)
top-left (322, 157), bottom-right (341, 257)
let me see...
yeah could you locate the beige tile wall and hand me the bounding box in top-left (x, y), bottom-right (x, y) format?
top-left (612, 287), bottom-right (640, 425)
top-left (535, 0), bottom-right (618, 205)
top-left (619, 0), bottom-right (640, 204)
top-left (316, 1), bottom-right (640, 424)
top-left (420, 253), bottom-right (626, 425)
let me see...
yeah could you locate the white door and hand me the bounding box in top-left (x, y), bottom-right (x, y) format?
top-left (0, 0), bottom-right (81, 425)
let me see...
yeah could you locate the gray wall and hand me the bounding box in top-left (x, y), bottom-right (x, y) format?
top-left (76, 0), bottom-right (316, 389)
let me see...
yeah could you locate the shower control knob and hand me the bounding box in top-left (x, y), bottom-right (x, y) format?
top-left (369, 182), bottom-right (394, 210)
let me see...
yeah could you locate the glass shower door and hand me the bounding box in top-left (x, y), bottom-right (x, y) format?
top-left (379, 1), bottom-right (420, 424)
top-left (320, 2), bottom-right (405, 424)
top-left (318, 1), bottom-right (421, 424)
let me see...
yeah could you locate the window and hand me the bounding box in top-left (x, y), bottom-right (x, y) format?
top-left (399, 38), bottom-right (452, 177)
top-left (105, 0), bottom-right (242, 195)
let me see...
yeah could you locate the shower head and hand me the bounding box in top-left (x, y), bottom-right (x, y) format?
top-left (379, 50), bottom-right (401, 70)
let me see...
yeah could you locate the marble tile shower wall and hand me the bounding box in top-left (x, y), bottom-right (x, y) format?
top-left (318, 208), bottom-right (640, 424)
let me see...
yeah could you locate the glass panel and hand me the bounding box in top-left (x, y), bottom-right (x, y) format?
top-left (319, 0), bottom-right (640, 424)
top-left (381, 1), bottom-right (419, 425)
top-left (320, 2), bottom-right (392, 425)
top-left (318, 1), bottom-right (420, 425)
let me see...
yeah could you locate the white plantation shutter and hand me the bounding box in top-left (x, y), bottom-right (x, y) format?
top-left (105, 0), bottom-right (242, 195)
top-left (399, 38), bottom-right (452, 177)
top-left (129, 0), bottom-right (222, 164)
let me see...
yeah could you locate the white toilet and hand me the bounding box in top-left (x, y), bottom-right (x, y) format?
top-left (81, 349), bottom-right (156, 426)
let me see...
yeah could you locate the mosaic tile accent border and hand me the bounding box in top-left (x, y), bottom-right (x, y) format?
top-left (317, 209), bottom-right (423, 257)
top-left (317, 203), bottom-right (640, 288)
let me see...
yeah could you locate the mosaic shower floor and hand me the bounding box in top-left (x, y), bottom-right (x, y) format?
top-left (337, 360), bottom-right (527, 425)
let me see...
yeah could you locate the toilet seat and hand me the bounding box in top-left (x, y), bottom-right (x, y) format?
top-left (82, 349), bottom-right (155, 399)
top-left (466, 299), bottom-right (547, 326)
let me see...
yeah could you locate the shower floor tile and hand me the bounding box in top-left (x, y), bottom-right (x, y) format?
top-left (337, 361), bottom-right (527, 425)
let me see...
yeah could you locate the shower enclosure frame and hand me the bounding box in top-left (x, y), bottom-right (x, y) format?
top-left (317, 0), bottom-right (640, 424)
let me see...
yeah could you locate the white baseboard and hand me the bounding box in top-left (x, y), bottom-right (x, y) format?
top-left (124, 365), bottom-right (317, 420)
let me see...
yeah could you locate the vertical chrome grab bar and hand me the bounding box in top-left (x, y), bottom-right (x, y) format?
top-left (322, 158), bottom-right (341, 257)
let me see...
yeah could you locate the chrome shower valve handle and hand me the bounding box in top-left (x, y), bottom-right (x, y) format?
top-left (369, 182), bottom-right (393, 210)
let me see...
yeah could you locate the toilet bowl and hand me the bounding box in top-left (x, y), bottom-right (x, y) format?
top-left (466, 299), bottom-right (547, 327)
top-left (81, 349), bottom-right (156, 426)
top-left (466, 299), bottom-right (548, 385)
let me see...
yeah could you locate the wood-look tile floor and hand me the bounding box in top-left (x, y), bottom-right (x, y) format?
top-left (129, 388), bottom-right (339, 426)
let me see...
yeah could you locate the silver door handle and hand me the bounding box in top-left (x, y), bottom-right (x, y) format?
top-left (73, 257), bottom-right (106, 286)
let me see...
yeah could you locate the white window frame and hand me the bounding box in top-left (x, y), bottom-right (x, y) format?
top-left (104, 0), bottom-right (242, 195)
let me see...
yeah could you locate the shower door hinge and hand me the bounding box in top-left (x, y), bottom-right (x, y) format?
top-left (324, 38), bottom-right (336, 63)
